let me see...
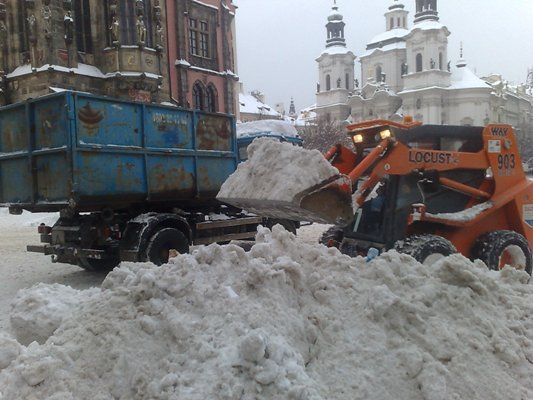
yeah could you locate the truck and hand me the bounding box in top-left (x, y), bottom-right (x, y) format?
top-left (0, 91), bottom-right (296, 270)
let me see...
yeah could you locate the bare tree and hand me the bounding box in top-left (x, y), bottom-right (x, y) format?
top-left (516, 123), bottom-right (533, 162)
top-left (297, 118), bottom-right (352, 153)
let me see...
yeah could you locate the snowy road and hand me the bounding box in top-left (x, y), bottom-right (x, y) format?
top-left (0, 211), bottom-right (328, 331)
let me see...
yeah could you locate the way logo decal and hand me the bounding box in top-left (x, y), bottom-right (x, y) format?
top-left (524, 204), bottom-right (533, 228)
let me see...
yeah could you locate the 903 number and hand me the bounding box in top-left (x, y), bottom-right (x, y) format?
top-left (497, 154), bottom-right (515, 172)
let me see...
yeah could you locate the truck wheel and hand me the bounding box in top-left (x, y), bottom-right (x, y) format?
top-left (471, 231), bottom-right (532, 275)
top-left (394, 235), bottom-right (457, 265)
top-left (146, 228), bottom-right (189, 266)
top-left (320, 226), bottom-right (344, 248)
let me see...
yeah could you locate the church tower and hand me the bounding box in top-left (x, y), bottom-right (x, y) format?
top-left (402, 0), bottom-right (451, 91)
top-left (315, 1), bottom-right (355, 121)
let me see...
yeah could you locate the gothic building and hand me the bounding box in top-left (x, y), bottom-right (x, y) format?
top-left (0, 0), bottom-right (238, 114)
top-left (315, 0), bottom-right (533, 135)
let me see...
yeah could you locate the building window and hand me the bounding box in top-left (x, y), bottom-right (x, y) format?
top-left (397, 17), bottom-right (401, 27)
top-left (189, 18), bottom-right (210, 58)
top-left (375, 65), bottom-right (383, 82)
top-left (403, 17), bottom-right (406, 27)
top-left (416, 53), bottom-right (423, 72)
top-left (74, 0), bottom-right (93, 53)
top-left (17, 2), bottom-right (29, 54)
top-left (345, 73), bottom-right (350, 90)
top-left (193, 82), bottom-right (205, 110)
top-left (206, 84), bottom-right (218, 113)
top-left (390, 18), bottom-right (394, 29)
top-left (439, 52), bottom-right (443, 70)
top-left (326, 75), bottom-right (331, 91)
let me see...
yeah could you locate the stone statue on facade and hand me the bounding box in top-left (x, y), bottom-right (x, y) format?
top-left (0, 21), bottom-right (7, 49)
top-left (64, 11), bottom-right (74, 44)
top-left (337, 78), bottom-right (341, 88)
top-left (447, 61), bottom-right (451, 72)
top-left (27, 14), bottom-right (38, 44)
top-left (42, 6), bottom-right (52, 39)
top-left (110, 16), bottom-right (120, 45)
top-left (136, 15), bottom-right (147, 45)
top-left (155, 24), bottom-right (164, 50)
top-left (430, 58), bottom-right (436, 69)
top-left (401, 62), bottom-right (408, 75)
top-left (354, 78), bottom-right (359, 88)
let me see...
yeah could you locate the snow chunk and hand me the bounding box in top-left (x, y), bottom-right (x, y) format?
top-left (218, 138), bottom-right (339, 203)
top-left (237, 120), bottom-right (300, 139)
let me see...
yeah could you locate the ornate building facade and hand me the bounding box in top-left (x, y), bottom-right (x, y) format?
top-left (0, 0), bottom-right (238, 114)
top-left (315, 0), bottom-right (533, 137)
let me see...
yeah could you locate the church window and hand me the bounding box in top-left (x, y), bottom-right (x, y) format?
top-left (206, 84), bottom-right (218, 113)
top-left (439, 52), bottom-right (443, 70)
top-left (416, 53), bottom-right (423, 72)
top-left (326, 75), bottom-right (331, 91)
top-left (190, 18), bottom-right (210, 58)
top-left (397, 17), bottom-right (401, 27)
top-left (17, 2), bottom-right (29, 54)
top-left (74, 0), bottom-right (93, 53)
top-left (375, 66), bottom-right (382, 82)
top-left (193, 82), bottom-right (205, 111)
top-left (390, 18), bottom-right (394, 29)
top-left (345, 73), bottom-right (350, 90)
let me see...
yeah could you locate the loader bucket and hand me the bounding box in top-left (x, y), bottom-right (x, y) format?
top-left (219, 175), bottom-right (355, 226)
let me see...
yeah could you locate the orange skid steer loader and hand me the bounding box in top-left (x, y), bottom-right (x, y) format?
top-left (226, 118), bottom-right (533, 274)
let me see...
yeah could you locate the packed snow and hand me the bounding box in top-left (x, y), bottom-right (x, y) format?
top-left (425, 201), bottom-right (493, 222)
top-left (217, 138), bottom-right (342, 222)
top-left (237, 120), bottom-right (301, 139)
top-left (0, 225), bottom-right (531, 399)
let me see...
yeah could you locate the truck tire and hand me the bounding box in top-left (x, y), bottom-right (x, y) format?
top-left (471, 231), bottom-right (532, 275)
top-left (320, 226), bottom-right (344, 248)
top-left (146, 228), bottom-right (189, 266)
top-left (394, 235), bottom-right (457, 265)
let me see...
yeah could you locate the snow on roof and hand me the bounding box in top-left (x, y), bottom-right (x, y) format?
top-left (367, 28), bottom-right (409, 46)
top-left (7, 63), bottom-right (105, 79)
top-left (320, 46), bottom-right (354, 57)
top-left (239, 93), bottom-right (280, 117)
top-left (410, 19), bottom-right (447, 33)
top-left (236, 120), bottom-right (300, 139)
top-left (361, 41), bottom-right (406, 58)
top-left (450, 64), bottom-right (492, 90)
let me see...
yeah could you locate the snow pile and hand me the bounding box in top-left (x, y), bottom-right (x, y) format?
top-left (0, 226), bottom-right (532, 399)
top-left (218, 137), bottom-right (338, 203)
top-left (237, 120), bottom-right (300, 139)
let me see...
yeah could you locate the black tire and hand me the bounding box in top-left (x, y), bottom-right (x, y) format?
top-left (471, 231), bottom-right (532, 275)
top-left (77, 256), bottom-right (120, 272)
top-left (146, 228), bottom-right (189, 266)
top-left (320, 226), bottom-right (344, 247)
top-left (394, 234), bottom-right (457, 265)
top-left (265, 219), bottom-right (297, 235)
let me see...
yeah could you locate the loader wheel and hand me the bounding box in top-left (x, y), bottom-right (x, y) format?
top-left (78, 256), bottom-right (120, 272)
top-left (394, 235), bottom-right (457, 265)
top-left (320, 226), bottom-right (344, 248)
top-left (146, 228), bottom-right (189, 266)
top-left (471, 231), bottom-right (532, 275)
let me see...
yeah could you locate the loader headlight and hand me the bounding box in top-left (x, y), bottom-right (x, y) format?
top-left (352, 134), bottom-right (364, 144)
top-left (379, 129), bottom-right (392, 140)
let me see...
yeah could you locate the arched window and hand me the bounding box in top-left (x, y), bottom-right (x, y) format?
top-left (17, 2), bottom-right (29, 54)
top-left (345, 73), bottom-right (350, 90)
top-left (375, 65), bottom-right (383, 82)
top-left (206, 85), bottom-right (218, 113)
top-left (439, 52), bottom-right (443, 70)
top-left (416, 53), bottom-right (423, 72)
top-left (193, 82), bottom-right (205, 111)
top-left (397, 17), bottom-right (401, 27)
top-left (390, 18), bottom-right (394, 29)
top-left (74, 0), bottom-right (93, 53)
top-left (326, 75), bottom-right (331, 91)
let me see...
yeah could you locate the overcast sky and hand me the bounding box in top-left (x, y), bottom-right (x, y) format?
top-left (233, 0), bottom-right (533, 111)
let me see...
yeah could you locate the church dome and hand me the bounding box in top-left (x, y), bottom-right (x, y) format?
top-left (328, 6), bottom-right (343, 22)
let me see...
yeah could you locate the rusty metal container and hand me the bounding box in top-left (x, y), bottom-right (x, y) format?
top-left (0, 91), bottom-right (237, 212)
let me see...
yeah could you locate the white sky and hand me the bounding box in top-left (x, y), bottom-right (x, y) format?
top-left (233, 0), bottom-right (533, 111)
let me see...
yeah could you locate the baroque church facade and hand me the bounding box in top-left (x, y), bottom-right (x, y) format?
top-left (315, 0), bottom-right (533, 136)
top-left (0, 0), bottom-right (239, 114)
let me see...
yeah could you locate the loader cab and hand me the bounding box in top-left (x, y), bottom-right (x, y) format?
top-left (344, 124), bottom-right (488, 253)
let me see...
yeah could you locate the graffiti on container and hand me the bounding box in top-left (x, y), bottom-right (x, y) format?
top-left (78, 103), bottom-right (104, 134)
